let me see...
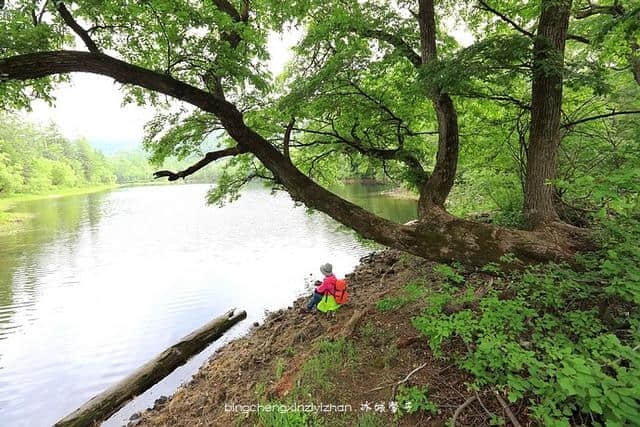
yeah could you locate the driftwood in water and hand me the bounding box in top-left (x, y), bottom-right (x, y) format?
top-left (55, 308), bottom-right (247, 427)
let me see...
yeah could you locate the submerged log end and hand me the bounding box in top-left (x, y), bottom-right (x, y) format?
top-left (55, 308), bottom-right (247, 427)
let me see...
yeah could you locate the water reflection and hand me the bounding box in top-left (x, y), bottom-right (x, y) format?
top-left (335, 183), bottom-right (417, 224)
top-left (0, 183), bottom-right (416, 426)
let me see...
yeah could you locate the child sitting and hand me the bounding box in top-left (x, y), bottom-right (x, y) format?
top-left (304, 263), bottom-right (336, 313)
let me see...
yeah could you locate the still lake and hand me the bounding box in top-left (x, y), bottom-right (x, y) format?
top-left (0, 183), bottom-right (416, 426)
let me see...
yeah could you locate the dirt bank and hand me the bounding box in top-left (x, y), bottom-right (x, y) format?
top-left (130, 251), bottom-right (521, 426)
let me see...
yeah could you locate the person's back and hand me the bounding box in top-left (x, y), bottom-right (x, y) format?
top-left (315, 272), bottom-right (336, 295)
top-left (303, 263), bottom-right (335, 313)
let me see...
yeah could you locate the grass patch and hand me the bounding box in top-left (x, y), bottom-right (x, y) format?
top-left (255, 402), bottom-right (323, 427)
top-left (376, 280), bottom-right (428, 312)
top-left (0, 184), bottom-right (119, 208)
top-left (298, 339), bottom-right (356, 394)
top-left (354, 412), bottom-right (387, 426)
top-left (274, 357), bottom-right (286, 380)
top-left (359, 321), bottom-right (379, 345)
top-left (246, 340), bottom-right (359, 426)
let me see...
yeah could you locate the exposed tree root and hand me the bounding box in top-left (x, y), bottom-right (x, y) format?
top-left (452, 395), bottom-right (477, 426)
top-left (494, 390), bottom-right (522, 427)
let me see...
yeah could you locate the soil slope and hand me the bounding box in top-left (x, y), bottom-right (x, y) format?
top-left (132, 250), bottom-right (522, 426)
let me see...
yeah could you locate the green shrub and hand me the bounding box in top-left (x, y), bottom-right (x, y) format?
top-left (394, 385), bottom-right (438, 418)
top-left (376, 296), bottom-right (406, 312)
top-left (411, 219), bottom-right (640, 426)
top-left (376, 281), bottom-right (428, 312)
top-left (433, 263), bottom-right (465, 284)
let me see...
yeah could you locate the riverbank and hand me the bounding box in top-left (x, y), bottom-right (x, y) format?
top-left (131, 250), bottom-right (521, 426)
top-left (378, 187), bottom-right (419, 200)
top-left (0, 184), bottom-right (119, 234)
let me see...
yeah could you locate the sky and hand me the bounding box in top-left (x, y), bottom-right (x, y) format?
top-left (23, 19), bottom-right (472, 153)
top-left (24, 31), bottom-right (299, 153)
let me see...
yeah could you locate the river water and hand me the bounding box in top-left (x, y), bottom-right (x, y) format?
top-left (0, 183), bottom-right (416, 426)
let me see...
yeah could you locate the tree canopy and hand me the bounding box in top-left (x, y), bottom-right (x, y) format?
top-left (2, 3), bottom-right (640, 424)
top-left (1, 0), bottom-right (639, 265)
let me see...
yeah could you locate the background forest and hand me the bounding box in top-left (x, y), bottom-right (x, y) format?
top-left (1, 0), bottom-right (640, 425)
top-left (0, 113), bottom-right (220, 195)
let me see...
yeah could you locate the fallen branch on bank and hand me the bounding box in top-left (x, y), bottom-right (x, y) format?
top-left (452, 395), bottom-right (477, 426)
top-left (55, 308), bottom-right (247, 427)
top-left (390, 362), bottom-right (429, 401)
top-left (332, 308), bottom-right (366, 339)
top-left (494, 390), bottom-right (522, 427)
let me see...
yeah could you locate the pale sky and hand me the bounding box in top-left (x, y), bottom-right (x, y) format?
top-left (25, 31), bottom-right (299, 151)
top-left (24, 21), bottom-right (472, 151)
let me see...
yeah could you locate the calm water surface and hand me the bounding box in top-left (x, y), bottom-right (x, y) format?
top-left (0, 183), bottom-right (416, 426)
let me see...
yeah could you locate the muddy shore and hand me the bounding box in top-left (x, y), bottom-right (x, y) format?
top-left (129, 250), bottom-right (516, 426)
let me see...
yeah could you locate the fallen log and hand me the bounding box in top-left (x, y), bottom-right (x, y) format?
top-left (55, 308), bottom-right (247, 427)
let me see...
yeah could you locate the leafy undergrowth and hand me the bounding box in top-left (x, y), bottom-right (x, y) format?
top-left (136, 251), bottom-right (481, 426)
top-left (136, 219), bottom-right (639, 427)
top-left (412, 217), bottom-right (640, 426)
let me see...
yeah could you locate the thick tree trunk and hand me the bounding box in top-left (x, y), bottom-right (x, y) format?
top-left (55, 309), bottom-right (247, 427)
top-left (524, 0), bottom-right (572, 229)
top-left (416, 0), bottom-right (460, 216)
top-left (223, 123), bottom-right (588, 266)
top-left (418, 93), bottom-right (460, 212)
top-left (0, 51), bottom-right (594, 265)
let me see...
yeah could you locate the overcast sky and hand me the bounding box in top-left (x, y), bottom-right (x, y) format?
top-left (23, 21), bottom-right (472, 151)
top-left (24, 32), bottom-right (299, 151)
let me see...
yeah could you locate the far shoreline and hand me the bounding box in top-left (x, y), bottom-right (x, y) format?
top-left (0, 184), bottom-right (120, 234)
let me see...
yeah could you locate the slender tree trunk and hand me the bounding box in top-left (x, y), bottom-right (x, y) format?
top-left (0, 51), bottom-right (595, 265)
top-left (631, 40), bottom-right (640, 85)
top-left (524, 0), bottom-right (572, 229)
top-left (416, 0), bottom-right (460, 216)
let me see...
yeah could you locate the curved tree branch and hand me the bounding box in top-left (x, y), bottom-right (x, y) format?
top-left (211, 0), bottom-right (248, 23)
top-left (292, 125), bottom-right (430, 181)
top-left (478, 0), bottom-right (534, 38)
top-left (283, 118), bottom-right (295, 159)
top-left (356, 28), bottom-right (421, 68)
top-left (55, 2), bottom-right (100, 53)
top-left (0, 51), bottom-right (239, 119)
top-left (562, 110), bottom-right (640, 128)
top-left (37, 0), bottom-right (49, 24)
top-left (573, 1), bottom-right (639, 82)
top-left (153, 146), bottom-right (248, 181)
top-left (0, 50), bottom-right (591, 265)
top-left (566, 34), bottom-right (590, 44)
top-left (575, 3), bottom-right (625, 19)
top-left (477, 1), bottom-right (589, 44)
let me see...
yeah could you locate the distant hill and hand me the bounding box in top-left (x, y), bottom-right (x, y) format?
top-left (89, 139), bottom-right (143, 155)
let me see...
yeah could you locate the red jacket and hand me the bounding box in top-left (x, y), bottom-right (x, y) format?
top-left (316, 274), bottom-right (337, 295)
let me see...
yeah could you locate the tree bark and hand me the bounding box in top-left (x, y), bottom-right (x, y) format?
top-left (524, 0), bottom-right (572, 229)
top-left (631, 40), bottom-right (640, 85)
top-left (0, 51), bottom-right (593, 265)
top-left (418, 93), bottom-right (460, 211)
top-left (415, 0), bottom-right (460, 215)
top-left (55, 309), bottom-right (247, 427)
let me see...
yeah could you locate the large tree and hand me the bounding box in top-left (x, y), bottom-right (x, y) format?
top-left (1, 0), bottom-right (638, 265)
